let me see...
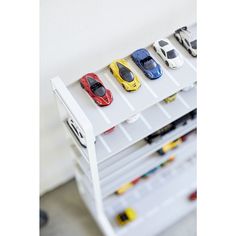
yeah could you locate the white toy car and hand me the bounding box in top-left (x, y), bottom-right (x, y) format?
top-left (67, 117), bottom-right (87, 148)
top-left (126, 114), bottom-right (140, 124)
top-left (153, 39), bottom-right (184, 69)
top-left (182, 81), bottom-right (197, 92)
top-left (174, 26), bottom-right (197, 57)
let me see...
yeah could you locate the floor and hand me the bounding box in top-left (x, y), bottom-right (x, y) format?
top-left (40, 179), bottom-right (196, 236)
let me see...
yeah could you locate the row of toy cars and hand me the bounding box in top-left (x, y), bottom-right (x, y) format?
top-left (115, 156), bottom-right (175, 226)
top-left (156, 128), bottom-right (196, 156)
top-left (115, 128), bottom-right (196, 196)
top-left (66, 105), bottom-right (196, 150)
top-left (115, 153), bottom-right (197, 227)
top-left (116, 188), bottom-right (197, 227)
top-left (79, 26), bottom-right (197, 106)
top-left (115, 156), bottom-right (176, 196)
top-left (145, 109), bottom-right (197, 144)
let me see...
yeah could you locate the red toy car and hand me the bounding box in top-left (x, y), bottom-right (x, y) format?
top-left (131, 177), bottom-right (141, 185)
top-left (188, 190), bottom-right (197, 201)
top-left (80, 73), bottom-right (113, 106)
top-left (103, 126), bottom-right (115, 134)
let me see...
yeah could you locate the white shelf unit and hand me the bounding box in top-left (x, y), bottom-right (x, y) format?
top-left (51, 24), bottom-right (197, 236)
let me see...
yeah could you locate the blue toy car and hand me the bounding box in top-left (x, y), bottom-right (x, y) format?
top-left (141, 166), bottom-right (159, 178)
top-left (131, 49), bottom-right (163, 80)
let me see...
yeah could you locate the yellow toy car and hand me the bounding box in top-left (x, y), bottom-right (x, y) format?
top-left (115, 182), bottom-right (133, 195)
top-left (109, 59), bottom-right (141, 92)
top-left (158, 138), bottom-right (182, 155)
top-left (160, 156), bottom-right (175, 167)
top-left (164, 93), bottom-right (177, 103)
top-left (116, 208), bottom-right (137, 226)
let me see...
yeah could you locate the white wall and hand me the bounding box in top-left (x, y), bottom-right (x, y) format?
top-left (40, 0), bottom-right (196, 194)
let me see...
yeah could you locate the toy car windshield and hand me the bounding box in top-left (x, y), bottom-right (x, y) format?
top-left (190, 40), bottom-right (197, 49)
top-left (167, 49), bottom-right (178, 59)
top-left (159, 40), bottom-right (168, 47)
top-left (91, 83), bottom-right (106, 97)
top-left (117, 63), bottom-right (134, 82)
top-left (120, 213), bottom-right (129, 221)
top-left (141, 56), bottom-right (157, 70)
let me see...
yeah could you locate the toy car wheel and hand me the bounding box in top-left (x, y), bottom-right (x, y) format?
top-left (165, 61), bottom-right (169, 67)
top-left (122, 84), bottom-right (129, 91)
top-left (188, 49), bottom-right (192, 55)
top-left (144, 72), bottom-right (149, 79)
top-left (80, 82), bottom-right (84, 89)
top-left (109, 68), bottom-right (113, 74)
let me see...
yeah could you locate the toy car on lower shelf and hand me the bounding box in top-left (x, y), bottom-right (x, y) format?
top-left (103, 127), bottom-right (115, 134)
top-left (182, 81), bottom-right (197, 92)
top-left (115, 183), bottom-right (134, 195)
top-left (145, 109), bottom-right (197, 144)
top-left (131, 177), bottom-right (141, 185)
top-left (188, 190), bottom-right (197, 201)
top-left (67, 118), bottom-right (87, 148)
top-left (142, 167), bottom-right (159, 178)
top-left (145, 123), bottom-right (175, 144)
top-left (164, 93), bottom-right (177, 103)
top-left (157, 138), bottom-right (182, 155)
top-left (116, 208), bottom-right (137, 226)
top-left (126, 113), bottom-right (140, 123)
top-left (174, 109), bottom-right (197, 126)
top-left (160, 156), bottom-right (175, 167)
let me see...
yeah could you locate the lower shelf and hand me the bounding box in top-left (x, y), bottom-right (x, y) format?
top-left (74, 115), bottom-right (196, 185)
top-left (66, 86), bottom-right (196, 165)
top-left (102, 133), bottom-right (196, 198)
top-left (74, 144), bottom-right (196, 236)
top-left (105, 154), bottom-right (196, 236)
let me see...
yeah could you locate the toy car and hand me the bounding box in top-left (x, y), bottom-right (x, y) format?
top-left (145, 123), bottom-right (175, 144)
top-left (115, 183), bottom-right (133, 195)
top-left (80, 73), bottom-right (113, 106)
top-left (116, 208), bottom-right (137, 226)
top-left (67, 118), bottom-right (87, 148)
top-left (145, 109), bottom-right (197, 144)
top-left (182, 84), bottom-right (195, 92)
top-left (153, 39), bottom-right (184, 69)
top-left (142, 167), bottom-right (159, 178)
top-left (164, 93), bottom-right (177, 103)
top-left (157, 138), bottom-right (182, 155)
top-left (182, 81), bottom-right (197, 92)
top-left (109, 59), bottom-right (141, 92)
top-left (103, 127), bottom-right (115, 134)
top-left (160, 156), bottom-right (175, 167)
top-left (131, 177), bottom-right (141, 185)
top-left (131, 49), bottom-right (162, 80)
top-left (188, 190), bottom-right (197, 201)
top-left (173, 109), bottom-right (197, 126)
top-left (174, 26), bottom-right (197, 57)
top-left (126, 113), bottom-right (140, 123)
